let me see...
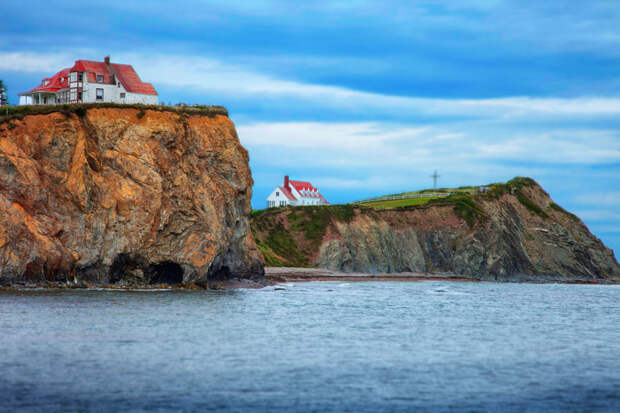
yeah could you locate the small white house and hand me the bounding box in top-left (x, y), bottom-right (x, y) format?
top-left (18, 56), bottom-right (158, 105)
top-left (267, 176), bottom-right (329, 208)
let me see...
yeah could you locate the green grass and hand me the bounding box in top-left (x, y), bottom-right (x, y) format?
top-left (429, 194), bottom-right (487, 228)
top-left (0, 103), bottom-right (228, 123)
top-left (362, 196), bottom-right (442, 210)
top-left (548, 202), bottom-right (580, 223)
top-left (263, 222), bottom-right (307, 267)
top-left (287, 205), bottom-right (357, 243)
top-left (476, 177), bottom-right (549, 219)
top-left (515, 191), bottom-right (548, 219)
top-left (250, 205), bottom-right (362, 267)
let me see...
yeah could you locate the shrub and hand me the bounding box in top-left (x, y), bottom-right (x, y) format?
top-left (73, 106), bottom-right (86, 117)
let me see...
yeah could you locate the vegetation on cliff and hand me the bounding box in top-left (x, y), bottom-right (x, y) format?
top-left (356, 177), bottom-right (555, 228)
top-left (251, 177), bottom-right (619, 281)
top-left (0, 103), bottom-right (228, 124)
top-left (251, 205), bottom-right (363, 267)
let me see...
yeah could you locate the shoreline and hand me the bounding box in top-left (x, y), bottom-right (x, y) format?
top-left (264, 267), bottom-right (617, 285)
top-left (0, 267), bottom-right (616, 292)
top-left (265, 267), bottom-right (479, 283)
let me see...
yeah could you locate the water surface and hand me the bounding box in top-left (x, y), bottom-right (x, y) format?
top-left (1, 282), bottom-right (619, 412)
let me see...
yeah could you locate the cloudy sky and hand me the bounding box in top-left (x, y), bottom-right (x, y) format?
top-left (1, 1), bottom-right (619, 254)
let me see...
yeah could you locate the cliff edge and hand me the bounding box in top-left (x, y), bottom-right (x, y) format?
top-left (0, 106), bottom-right (264, 287)
top-left (251, 178), bottom-right (620, 282)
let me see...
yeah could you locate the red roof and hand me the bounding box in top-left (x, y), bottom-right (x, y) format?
top-left (22, 58), bottom-right (158, 97)
top-left (109, 63), bottom-right (157, 95)
top-left (279, 185), bottom-right (296, 201)
top-left (286, 179), bottom-right (329, 204)
top-left (22, 68), bottom-right (70, 95)
top-left (290, 180), bottom-right (316, 192)
top-left (69, 59), bottom-right (157, 95)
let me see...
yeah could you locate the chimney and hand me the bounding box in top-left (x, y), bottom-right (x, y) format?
top-left (104, 56), bottom-right (110, 65)
top-left (284, 175), bottom-right (290, 189)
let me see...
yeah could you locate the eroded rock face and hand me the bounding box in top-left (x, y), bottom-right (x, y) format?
top-left (0, 108), bottom-right (264, 286)
top-left (315, 189), bottom-right (620, 281)
top-left (252, 182), bottom-right (620, 282)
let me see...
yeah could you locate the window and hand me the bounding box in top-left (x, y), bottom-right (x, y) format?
top-left (70, 90), bottom-right (76, 101)
top-left (78, 72), bottom-right (83, 82)
top-left (70, 72), bottom-right (77, 82)
top-left (96, 88), bottom-right (104, 101)
top-left (96, 74), bottom-right (103, 83)
top-left (276, 191), bottom-right (279, 196)
top-left (117, 82), bottom-right (121, 88)
top-left (78, 91), bottom-right (82, 101)
top-left (120, 92), bottom-right (126, 98)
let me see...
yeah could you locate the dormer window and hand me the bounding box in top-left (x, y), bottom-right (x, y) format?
top-left (96, 74), bottom-right (103, 83)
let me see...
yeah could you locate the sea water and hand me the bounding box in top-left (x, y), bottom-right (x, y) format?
top-left (1, 282), bottom-right (619, 412)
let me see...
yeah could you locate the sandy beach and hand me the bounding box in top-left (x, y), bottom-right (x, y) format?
top-left (265, 267), bottom-right (479, 283)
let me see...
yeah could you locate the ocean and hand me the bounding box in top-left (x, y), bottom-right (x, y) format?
top-left (1, 281), bottom-right (619, 412)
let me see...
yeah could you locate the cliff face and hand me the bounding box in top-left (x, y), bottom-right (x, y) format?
top-left (251, 180), bottom-right (620, 282)
top-left (0, 107), bottom-right (263, 286)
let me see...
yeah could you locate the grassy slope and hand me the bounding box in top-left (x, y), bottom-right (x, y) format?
top-left (360, 196), bottom-right (440, 210)
top-left (251, 205), bottom-right (361, 267)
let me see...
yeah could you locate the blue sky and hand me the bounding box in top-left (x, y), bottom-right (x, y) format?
top-left (1, 0), bottom-right (619, 255)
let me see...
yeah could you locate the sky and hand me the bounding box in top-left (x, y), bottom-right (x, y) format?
top-left (1, 0), bottom-right (619, 255)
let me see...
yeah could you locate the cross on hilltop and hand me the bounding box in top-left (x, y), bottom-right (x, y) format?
top-left (431, 170), bottom-right (440, 189)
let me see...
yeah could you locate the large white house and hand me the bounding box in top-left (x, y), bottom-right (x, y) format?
top-left (18, 56), bottom-right (158, 105)
top-left (267, 176), bottom-right (329, 208)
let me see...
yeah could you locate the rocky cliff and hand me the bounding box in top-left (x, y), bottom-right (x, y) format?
top-left (251, 178), bottom-right (620, 282)
top-left (0, 105), bottom-right (264, 287)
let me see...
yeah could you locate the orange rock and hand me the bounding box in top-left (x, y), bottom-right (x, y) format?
top-left (0, 107), bottom-right (264, 285)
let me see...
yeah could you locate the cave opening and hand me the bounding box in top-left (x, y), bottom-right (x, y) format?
top-left (149, 261), bottom-right (184, 285)
top-left (110, 253), bottom-right (132, 284)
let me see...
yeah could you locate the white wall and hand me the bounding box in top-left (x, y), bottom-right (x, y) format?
top-left (266, 184), bottom-right (325, 207)
top-left (83, 77), bottom-right (158, 104)
top-left (83, 79), bottom-right (120, 103)
top-left (124, 92), bottom-right (158, 104)
top-left (267, 186), bottom-right (295, 208)
top-left (290, 186), bottom-right (321, 206)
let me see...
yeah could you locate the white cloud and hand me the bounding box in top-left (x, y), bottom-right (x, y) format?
top-left (239, 121), bottom-right (620, 169)
top-left (238, 122), bottom-right (427, 149)
top-left (575, 192), bottom-right (620, 207)
top-left (573, 210), bottom-right (620, 222)
top-left (0, 51), bottom-right (76, 73)
top-left (3, 51), bottom-right (620, 120)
